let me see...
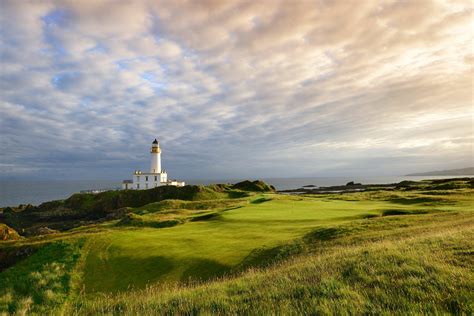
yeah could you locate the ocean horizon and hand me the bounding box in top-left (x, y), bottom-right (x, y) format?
top-left (0, 175), bottom-right (471, 208)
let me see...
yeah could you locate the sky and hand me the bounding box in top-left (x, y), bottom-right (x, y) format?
top-left (0, 0), bottom-right (472, 180)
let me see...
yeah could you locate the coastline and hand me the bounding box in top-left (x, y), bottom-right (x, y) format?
top-left (1, 175), bottom-right (472, 208)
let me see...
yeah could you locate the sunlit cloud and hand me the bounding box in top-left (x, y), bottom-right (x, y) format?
top-left (0, 0), bottom-right (472, 179)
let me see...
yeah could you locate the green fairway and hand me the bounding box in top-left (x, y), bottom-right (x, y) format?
top-left (75, 210), bottom-right (474, 315)
top-left (81, 189), bottom-right (470, 293)
top-left (82, 195), bottom-right (383, 292)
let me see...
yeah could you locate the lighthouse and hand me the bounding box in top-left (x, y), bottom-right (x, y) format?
top-left (121, 139), bottom-right (185, 190)
top-left (150, 139), bottom-right (161, 173)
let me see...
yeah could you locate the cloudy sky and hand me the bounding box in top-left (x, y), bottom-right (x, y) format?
top-left (0, 0), bottom-right (472, 180)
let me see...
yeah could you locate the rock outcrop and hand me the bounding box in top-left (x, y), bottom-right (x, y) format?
top-left (0, 224), bottom-right (21, 241)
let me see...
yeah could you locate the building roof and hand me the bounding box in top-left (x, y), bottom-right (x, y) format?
top-left (152, 138), bottom-right (158, 144)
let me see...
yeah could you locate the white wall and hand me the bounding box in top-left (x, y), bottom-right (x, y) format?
top-left (131, 173), bottom-right (168, 190)
top-left (150, 152), bottom-right (161, 173)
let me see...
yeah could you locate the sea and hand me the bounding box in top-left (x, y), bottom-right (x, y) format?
top-left (0, 175), bottom-right (471, 208)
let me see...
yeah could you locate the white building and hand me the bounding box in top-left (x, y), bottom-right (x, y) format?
top-left (122, 139), bottom-right (185, 190)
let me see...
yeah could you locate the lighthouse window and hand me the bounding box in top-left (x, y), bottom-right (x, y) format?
top-left (136, 184), bottom-right (140, 189)
top-left (154, 176), bottom-right (157, 181)
top-left (145, 176), bottom-right (148, 181)
top-left (136, 176), bottom-right (140, 181)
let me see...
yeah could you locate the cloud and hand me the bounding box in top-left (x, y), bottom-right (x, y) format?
top-left (0, 0), bottom-right (472, 180)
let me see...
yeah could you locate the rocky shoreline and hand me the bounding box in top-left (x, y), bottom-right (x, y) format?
top-left (278, 177), bottom-right (474, 194)
top-left (279, 183), bottom-right (394, 194)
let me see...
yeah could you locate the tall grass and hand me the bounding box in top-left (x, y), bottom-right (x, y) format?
top-left (0, 240), bottom-right (84, 314)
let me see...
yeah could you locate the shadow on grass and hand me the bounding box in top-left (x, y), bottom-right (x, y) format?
top-left (117, 214), bottom-right (182, 229)
top-left (302, 225), bottom-right (368, 242)
top-left (86, 255), bottom-right (175, 294)
top-left (304, 227), bottom-right (345, 241)
top-left (251, 197), bottom-right (273, 204)
top-left (190, 212), bottom-right (222, 222)
top-left (381, 209), bottom-right (429, 216)
top-left (388, 197), bottom-right (446, 205)
top-left (180, 258), bottom-right (230, 282)
top-left (228, 191), bottom-right (250, 198)
top-left (190, 206), bottom-right (244, 222)
top-left (237, 242), bottom-right (306, 271)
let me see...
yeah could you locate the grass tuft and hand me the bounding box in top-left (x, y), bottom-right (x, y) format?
top-left (0, 240), bottom-right (83, 314)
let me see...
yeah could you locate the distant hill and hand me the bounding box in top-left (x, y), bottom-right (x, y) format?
top-left (406, 167), bottom-right (474, 176)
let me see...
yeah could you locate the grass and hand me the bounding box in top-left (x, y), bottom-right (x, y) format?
top-left (72, 211), bottom-right (474, 315)
top-left (81, 194), bottom-right (393, 293)
top-left (0, 240), bottom-right (84, 314)
top-left (0, 179), bottom-right (472, 314)
top-left (1, 183), bottom-right (259, 233)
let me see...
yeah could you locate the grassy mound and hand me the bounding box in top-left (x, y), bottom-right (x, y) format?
top-left (63, 185), bottom-right (229, 213)
top-left (1, 181), bottom-right (271, 234)
top-left (134, 198), bottom-right (245, 214)
top-left (117, 213), bottom-right (182, 229)
top-left (232, 180), bottom-right (275, 192)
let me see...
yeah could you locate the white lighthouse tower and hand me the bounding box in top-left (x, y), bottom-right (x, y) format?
top-left (121, 139), bottom-right (185, 190)
top-left (150, 139), bottom-right (161, 173)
